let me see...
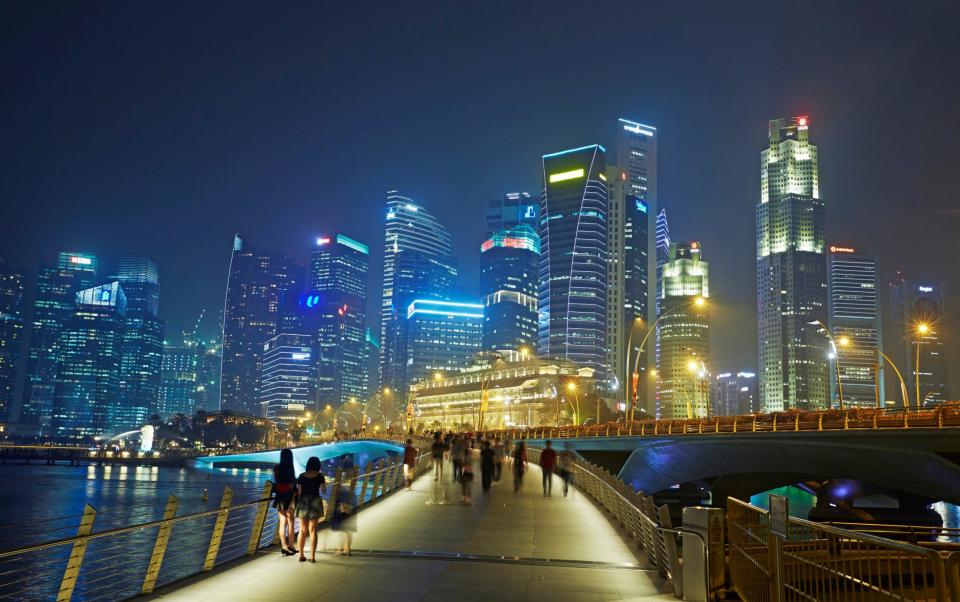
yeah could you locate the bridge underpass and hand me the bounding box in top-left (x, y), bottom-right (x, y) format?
top-left (149, 457), bottom-right (675, 602)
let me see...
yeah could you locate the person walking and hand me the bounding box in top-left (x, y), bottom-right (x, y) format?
top-left (330, 480), bottom-right (357, 555)
top-left (513, 441), bottom-right (528, 492)
top-left (431, 435), bottom-right (444, 481)
top-left (271, 448), bottom-right (298, 556)
top-left (295, 456), bottom-right (326, 562)
top-left (504, 437), bottom-right (514, 468)
top-left (493, 438), bottom-right (504, 483)
top-left (460, 454), bottom-right (474, 504)
top-left (451, 435), bottom-right (466, 483)
top-left (480, 440), bottom-right (495, 493)
top-left (539, 440), bottom-right (557, 497)
top-left (558, 443), bottom-right (575, 497)
top-left (403, 439), bottom-right (418, 490)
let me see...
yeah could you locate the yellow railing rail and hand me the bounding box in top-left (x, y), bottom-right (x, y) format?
top-left (0, 436), bottom-right (433, 601)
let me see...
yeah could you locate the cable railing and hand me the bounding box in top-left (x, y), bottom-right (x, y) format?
top-left (728, 497), bottom-right (960, 602)
top-left (481, 403), bottom-right (960, 441)
top-left (0, 437), bottom-right (433, 601)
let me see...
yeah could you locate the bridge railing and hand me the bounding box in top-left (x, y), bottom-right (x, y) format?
top-left (728, 497), bottom-right (958, 602)
top-left (0, 438), bottom-right (433, 601)
top-left (482, 402), bottom-right (960, 441)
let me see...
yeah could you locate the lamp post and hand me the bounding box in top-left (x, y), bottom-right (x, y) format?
top-left (628, 297), bottom-right (706, 421)
top-left (808, 320), bottom-right (850, 410)
top-left (915, 323), bottom-right (929, 410)
top-left (565, 382), bottom-right (580, 426)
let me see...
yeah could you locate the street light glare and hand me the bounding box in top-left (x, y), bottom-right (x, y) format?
top-left (694, 297), bottom-right (706, 307)
top-left (566, 382), bottom-right (576, 392)
top-left (916, 323), bottom-right (930, 335)
top-left (837, 336), bottom-right (850, 347)
top-left (687, 360), bottom-right (698, 372)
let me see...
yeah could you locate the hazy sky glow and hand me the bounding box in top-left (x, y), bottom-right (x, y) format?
top-left (2, 1), bottom-right (958, 385)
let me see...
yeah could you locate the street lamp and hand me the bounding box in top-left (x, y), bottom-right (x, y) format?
top-left (627, 297), bottom-right (707, 421)
top-left (565, 382), bottom-right (580, 426)
top-left (915, 323), bottom-right (929, 409)
top-left (808, 320), bottom-right (848, 409)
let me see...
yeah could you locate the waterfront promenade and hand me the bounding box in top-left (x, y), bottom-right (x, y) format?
top-left (149, 459), bottom-right (674, 601)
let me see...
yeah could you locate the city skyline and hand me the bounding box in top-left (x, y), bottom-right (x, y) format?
top-left (2, 2), bottom-right (959, 398)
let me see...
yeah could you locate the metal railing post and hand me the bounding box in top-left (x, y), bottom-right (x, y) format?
top-left (358, 468), bottom-right (371, 505)
top-left (203, 487), bottom-right (233, 571)
top-left (57, 504), bottom-right (96, 602)
top-left (141, 495), bottom-right (179, 594)
top-left (245, 481), bottom-right (273, 555)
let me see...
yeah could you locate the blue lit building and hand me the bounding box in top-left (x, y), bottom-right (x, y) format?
top-left (399, 299), bottom-right (482, 396)
top-left (111, 256), bottom-right (165, 427)
top-left (51, 282), bottom-right (127, 438)
top-left (480, 224), bottom-right (539, 354)
top-left (380, 192), bottom-right (456, 393)
top-left (220, 235), bottom-right (302, 415)
top-left (538, 145), bottom-right (609, 379)
top-left (485, 192), bottom-right (539, 238)
top-left (259, 333), bottom-right (316, 422)
top-left (0, 258), bottom-right (26, 423)
top-left (22, 251), bottom-right (98, 430)
top-left (158, 341), bottom-right (198, 417)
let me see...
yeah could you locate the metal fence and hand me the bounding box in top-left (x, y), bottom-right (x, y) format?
top-left (0, 439), bottom-right (432, 601)
top-left (728, 497), bottom-right (960, 602)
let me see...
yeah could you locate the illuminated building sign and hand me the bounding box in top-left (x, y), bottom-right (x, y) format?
top-left (316, 237), bottom-right (331, 246)
top-left (290, 352), bottom-right (310, 360)
top-left (918, 286), bottom-right (934, 293)
top-left (598, 172), bottom-right (607, 181)
top-left (548, 168), bottom-right (585, 183)
top-left (99, 289), bottom-right (111, 302)
top-left (829, 245), bottom-right (855, 254)
top-left (635, 199), bottom-right (648, 213)
top-left (69, 256), bottom-right (93, 265)
top-left (524, 205), bottom-right (537, 219)
top-left (302, 293), bottom-right (321, 309)
top-left (407, 299), bottom-right (483, 320)
top-left (336, 234), bottom-right (369, 255)
top-left (620, 119), bottom-right (655, 137)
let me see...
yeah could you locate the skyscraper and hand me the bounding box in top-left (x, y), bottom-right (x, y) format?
top-left (51, 282), bottom-right (126, 438)
top-left (0, 258), bottom-right (26, 423)
top-left (194, 337), bottom-right (221, 412)
top-left (712, 372), bottom-right (758, 416)
top-left (480, 224), bottom-right (539, 354)
top-left (259, 332), bottom-right (316, 422)
top-left (827, 246), bottom-right (883, 408)
top-left (657, 242), bottom-right (710, 419)
top-left (380, 193), bottom-right (456, 395)
top-left (158, 341), bottom-right (198, 417)
top-left (888, 276), bottom-right (950, 407)
top-left (539, 145), bottom-right (609, 379)
top-left (111, 256), bottom-right (165, 427)
top-left (485, 192), bottom-right (539, 238)
top-left (21, 251), bottom-right (98, 429)
top-left (399, 299), bottom-right (482, 395)
top-left (756, 116), bottom-right (828, 412)
top-left (608, 120), bottom-right (657, 414)
top-left (220, 236), bottom-right (300, 415)
top-left (655, 208), bottom-right (671, 316)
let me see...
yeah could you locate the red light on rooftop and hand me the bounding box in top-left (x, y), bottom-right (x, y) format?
top-left (798, 117), bottom-right (808, 126)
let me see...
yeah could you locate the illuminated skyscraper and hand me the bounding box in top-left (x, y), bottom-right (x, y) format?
top-left (712, 372), bottom-right (758, 416)
top-left (380, 193), bottom-right (456, 395)
top-left (194, 337), bottom-right (221, 412)
top-left (485, 192), bottom-right (539, 238)
top-left (480, 225), bottom-right (539, 354)
top-left (888, 277), bottom-right (950, 407)
top-left (657, 242), bottom-right (710, 419)
top-left (21, 251), bottom-right (98, 430)
top-left (655, 208), bottom-right (670, 316)
top-left (539, 144), bottom-right (608, 379)
top-left (756, 116), bottom-right (828, 412)
top-left (0, 258), bottom-right (26, 423)
top-left (158, 341), bottom-right (198, 417)
top-left (608, 120), bottom-right (657, 414)
top-left (399, 299), bottom-right (482, 395)
top-left (259, 332), bottom-right (316, 422)
top-left (111, 256), bottom-right (164, 427)
top-left (220, 236), bottom-right (301, 415)
top-left (51, 282), bottom-right (126, 438)
top-left (827, 246), bottom-right (883, 408)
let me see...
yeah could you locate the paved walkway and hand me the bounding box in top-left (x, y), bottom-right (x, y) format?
top-left (150, 457), bottom-right (675, 601)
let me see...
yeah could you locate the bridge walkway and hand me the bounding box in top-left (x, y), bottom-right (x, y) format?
top-left (150, 457), bottom-right (674, 601)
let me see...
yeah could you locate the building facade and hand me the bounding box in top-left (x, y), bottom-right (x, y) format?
top-left (712, 372), bottom-right (758, 416)
top-left (827, 246), bottom-right (883, 408)
top-left (380, 192), bottom-right (456, 395)
top-left (51, 282), bottom-right (127, 438)
top-left (756, 116), bottom-right (829, 412)
top-left (398, 299), bottom-right (482, 397)
top-left (220, 235), bottom-right (300, 415)
top-left (0, 258), bottom-right (26, 423)
top-left (158, 342), bottom-right (198, 417)
top-left (539, 144), bottom-right (609, 380)
top-left (259, 332), bottom-right (316, 422)
top-left (485, 192), bottom-right (539, 238)
top-left (888, 276), bottom-right (950, 407)
top-left (21, 251), bottom-right (98, 430)
top-left (480, 224), bottom-right (539, 355)
top-left (657, 242), bottom-right (710, 419)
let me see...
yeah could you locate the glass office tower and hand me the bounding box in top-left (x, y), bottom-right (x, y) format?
top-left (756, 116), bottom-right (828, 412)
top-left (888, 276), bottom-right (950, 407)
top-left (259, 332), bottom-right (316, 422)
top-left (0, 258), bottom-right (26, 422)
top-left (539, 145), bottom-right (609, 380)
top-left (21, 251), bottom-right (98, 430)
top-left (399, 299), bottom-right (482, 393)
top-left (480, 224), bottom-right (539, 354)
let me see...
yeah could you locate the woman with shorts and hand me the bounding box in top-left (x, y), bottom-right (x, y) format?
top-left (295, 456), bottom-right (326, 562)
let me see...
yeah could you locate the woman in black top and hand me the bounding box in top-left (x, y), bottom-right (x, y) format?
top-left (272, 448), bottom-right (297, 556)
top-left (295, 456), bottom-right (326, 562)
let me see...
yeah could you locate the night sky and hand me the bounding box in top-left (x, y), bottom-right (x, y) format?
top-left (2, 2), bottom-right (959, 385)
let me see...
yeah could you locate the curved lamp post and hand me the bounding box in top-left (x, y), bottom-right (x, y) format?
top-left (808, 320), bottom-right (848, 410)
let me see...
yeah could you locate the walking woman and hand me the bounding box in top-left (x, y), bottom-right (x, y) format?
top-left (272, 448), bottom-right (298, 556)
top-left (295, 456), bottom-right (326, 562)
top-left (513, 441), bottom-right (528, 492)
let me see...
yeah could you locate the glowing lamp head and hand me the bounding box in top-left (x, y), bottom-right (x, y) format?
top-left (694, 297), bottom-right (706, 307)
top-left (827, 352), bottom-right (836, 360)
top-left (687, 360), bottom-right (698, 372)
top-left (837, 336), bottom-right (851, 347)
top-left (433, 372), bottom-right (443, 382)
top-left (566, 382), bottom-right (577, 392)
top-left (916, 323), bottom-right (930, 335)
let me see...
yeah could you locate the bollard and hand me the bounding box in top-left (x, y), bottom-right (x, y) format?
top-left (141, 495), bottom-right (179, 593)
